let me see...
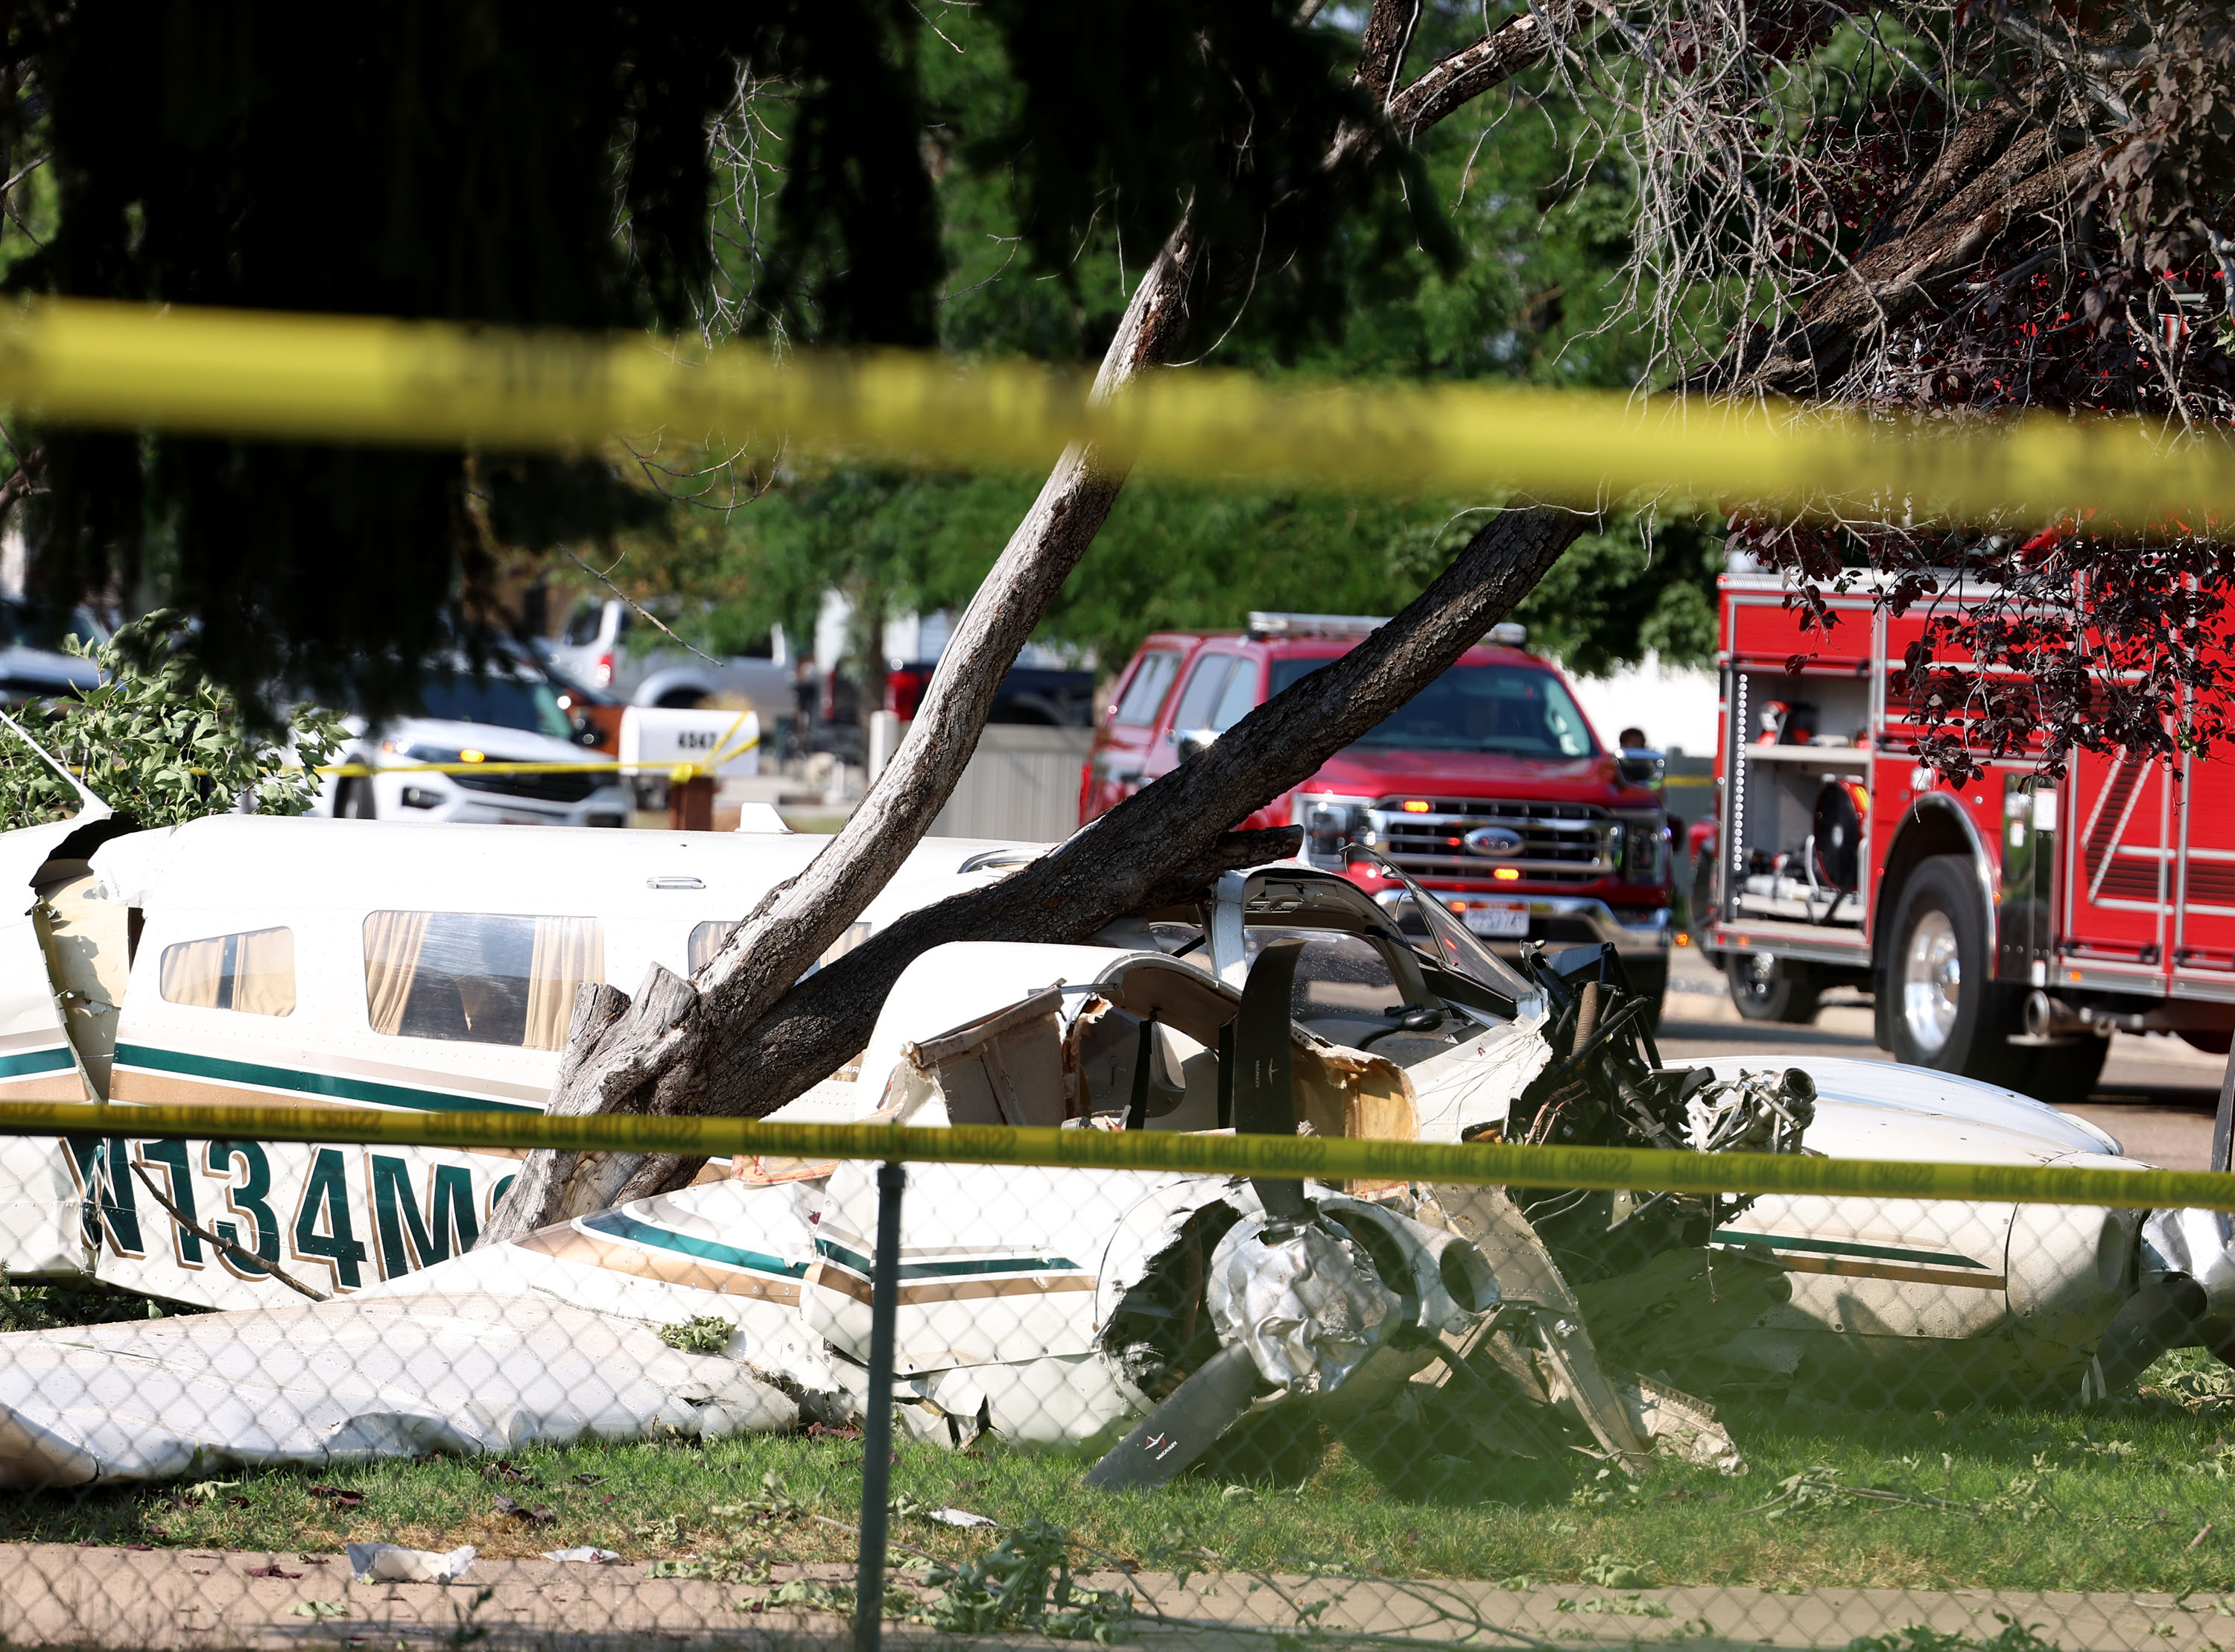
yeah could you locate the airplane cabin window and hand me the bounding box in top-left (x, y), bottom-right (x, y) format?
top-left (688, 920), bottom-right (738, 973)
top-left (691, 918), bottom-right (869, 977)
top-left (1237, 927), bottom-right (1423, 1052)
top-left (364, 912), bottom-right (603, 1049)
top-left (160, 927), bottom-right (297, 1017)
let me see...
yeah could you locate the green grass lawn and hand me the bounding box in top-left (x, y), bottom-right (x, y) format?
top-left (9, 1350), bottom-right (2235, 1597)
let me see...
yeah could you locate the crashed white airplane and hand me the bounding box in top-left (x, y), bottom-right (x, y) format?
top-left (0, 784), bottom-right (2225, 1490)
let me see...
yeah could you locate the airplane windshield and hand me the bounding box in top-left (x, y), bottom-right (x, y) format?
top-left (1344, 843), bottom-right (1541, 1014)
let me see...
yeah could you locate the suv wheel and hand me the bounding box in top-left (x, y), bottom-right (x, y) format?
top-left (1729, 951), bottom-right (1819, 1023)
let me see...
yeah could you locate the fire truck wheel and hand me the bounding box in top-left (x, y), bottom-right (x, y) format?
top-left (1728, 951), bottom-right (1820, 1023)
top-left (1889, 853), bottom-right (2022, 1077)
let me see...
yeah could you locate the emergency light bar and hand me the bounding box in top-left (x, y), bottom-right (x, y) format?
top-left (1245, 611), bottom-right (1530, 649)
top-left (1246, 611), bottom-right (1386, 640)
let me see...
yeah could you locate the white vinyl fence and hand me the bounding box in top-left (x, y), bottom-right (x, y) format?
top-left (910, 722), bottom-right (1093, 842)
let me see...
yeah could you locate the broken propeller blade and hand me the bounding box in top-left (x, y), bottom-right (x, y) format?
top-left (1234, 936), bottom-right (1307, 1221)
top-left (1083, 1343), bottom-right (1265, 1492)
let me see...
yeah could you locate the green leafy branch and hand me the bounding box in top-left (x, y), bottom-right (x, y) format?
top-left (0, 610), bottom-right (345, 830)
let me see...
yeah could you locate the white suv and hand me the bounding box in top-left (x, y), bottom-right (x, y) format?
top-left (318, 666), bottom-right (630, 828)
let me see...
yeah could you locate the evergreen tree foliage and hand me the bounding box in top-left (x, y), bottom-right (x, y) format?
top-left (0, 0), bottom-right (1415, 712)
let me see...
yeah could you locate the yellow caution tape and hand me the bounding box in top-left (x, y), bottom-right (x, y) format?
top-left (320, 760), bottom-right (628, 777)
top-left (311, 728), bottom-right (759, 787)
top-left (0, 297), bottom-right (2228, 527)
top-left (4, 1101), bottom-right (2230, 1212)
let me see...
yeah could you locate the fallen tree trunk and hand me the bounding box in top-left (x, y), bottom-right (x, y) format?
top-left (698, 501), bottom-right (1588, 1116)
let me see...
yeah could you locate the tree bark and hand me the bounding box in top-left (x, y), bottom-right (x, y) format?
top-left (480, 0), bottom-right (1589, 1245)
top-left (0, 444), bottom-right (46, 524)
top-left (1704, 101), bottom-right (2093, 399)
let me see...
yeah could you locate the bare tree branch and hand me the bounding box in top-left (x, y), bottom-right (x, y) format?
top-left (1354, 0), bottom-right (1423, 106)
top-left (1391, 4), bottom-right (1584, 142)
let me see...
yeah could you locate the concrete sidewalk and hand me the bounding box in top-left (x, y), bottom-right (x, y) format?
top-left (5, 1543), bottom-right (2232, 1651)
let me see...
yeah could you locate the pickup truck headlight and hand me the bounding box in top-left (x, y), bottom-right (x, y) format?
top-left (1294, 794), bottom-right (1377, 869)
top-left (1615, 809), bottom-right (1668, 884)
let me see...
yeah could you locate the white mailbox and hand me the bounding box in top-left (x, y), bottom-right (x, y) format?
top-left (618, 707), bottom-right (760, 778)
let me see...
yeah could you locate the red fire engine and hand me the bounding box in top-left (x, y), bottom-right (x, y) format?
top-left (1699, 569), bottom-right (2235, 1106)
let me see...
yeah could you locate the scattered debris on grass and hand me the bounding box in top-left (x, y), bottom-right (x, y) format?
top-left (653, 1314), bottom-right (736, 1354)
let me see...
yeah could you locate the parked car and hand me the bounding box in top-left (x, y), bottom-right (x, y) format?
top-left (544, 598), bottom-right (795, 717)
top-left (316, 658), bottom-right (630, 829)
top-left (0, 598), bottom-right (108, 703)
top-left (883, 658), bottom-right (1095, 728)
top-left (804, 650), bottom-right (1095, 764)
top-left (1082, 611), bottom-right (1673, 1017)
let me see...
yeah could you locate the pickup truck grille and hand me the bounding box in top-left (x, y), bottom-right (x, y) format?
top-left (453, 768), bottom-right (604, 805)
top-left (1378, 798), bottom-right (1612, 884)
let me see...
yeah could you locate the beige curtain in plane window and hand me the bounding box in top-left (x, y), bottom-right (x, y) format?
top-left (159, 928), bottom-right (297, 1015)
top-left (231, 928), bottom-right (297, 1017)
top-left (364, 911), bottom-right (433, 1036)
top-left (524, 917), bottom-right (603, 1051)
top-left (159, 938), bottom-right (226, 1008)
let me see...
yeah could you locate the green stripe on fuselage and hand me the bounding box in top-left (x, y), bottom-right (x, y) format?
top-left (112, 1043), bottom-right (539, 1115)
top-left (583, 1208), bottom-right (810, 1277)
top-left (0, 1044), bottom-right (74, 1078)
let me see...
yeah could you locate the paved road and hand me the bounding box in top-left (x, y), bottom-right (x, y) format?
top-left (1657, 944), bottom-right (2228, 1169)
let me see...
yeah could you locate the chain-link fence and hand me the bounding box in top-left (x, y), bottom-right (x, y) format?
top-left (5, 1105), bottom-right (2234, 1652)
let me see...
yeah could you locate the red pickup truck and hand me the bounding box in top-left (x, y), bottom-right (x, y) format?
top-left (1080, 612), bottom-right (1674, 1016)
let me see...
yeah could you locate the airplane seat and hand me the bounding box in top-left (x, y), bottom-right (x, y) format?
top-left (399, 976), bottom-right (473, 1043)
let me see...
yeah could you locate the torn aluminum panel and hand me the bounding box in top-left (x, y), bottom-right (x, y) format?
top-left (0, 1291), bottom-right (797, 1489)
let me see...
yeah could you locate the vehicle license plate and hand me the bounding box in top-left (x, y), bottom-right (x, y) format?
top-left (1461, 903), bottom-right (1529, 938)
